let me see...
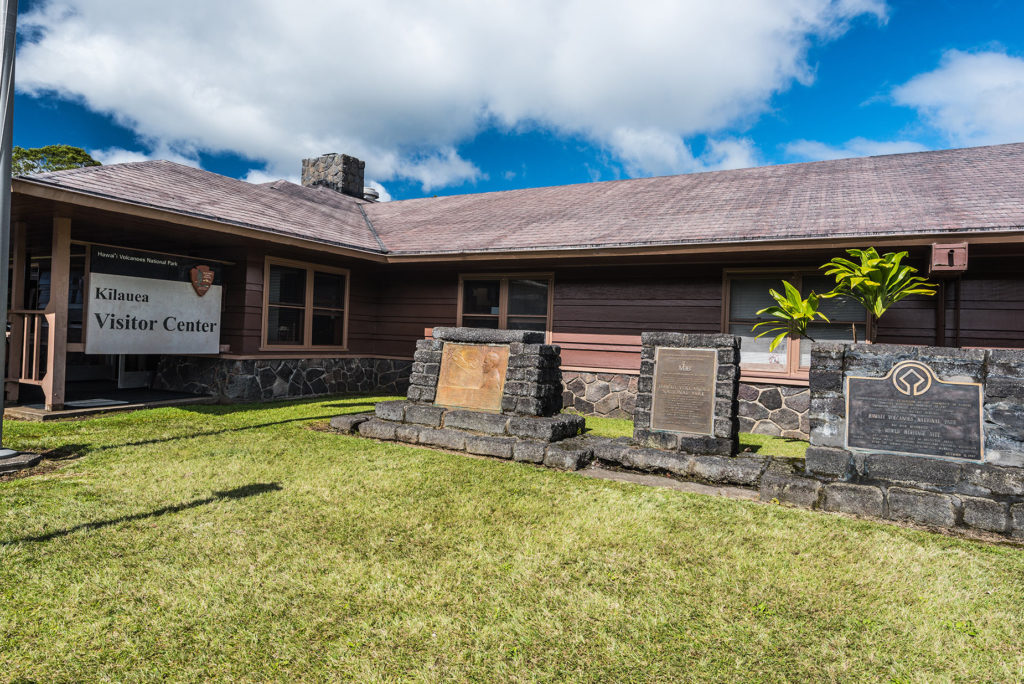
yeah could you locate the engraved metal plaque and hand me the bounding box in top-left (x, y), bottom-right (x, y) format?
top-left (650, 347), bottom-right (717, 435)
top-left (434, 342), bottom-right (510, 412)
top-left (846, 360), bottom-right (983, 461)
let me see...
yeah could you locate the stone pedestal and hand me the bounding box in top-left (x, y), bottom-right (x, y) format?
top-left (804, 343), bottom-right (1024, 536)
top-left (406, 327), bottom-right (563, 416)
top-left (633, 332), bottom-right (740, 456)
top-left (333, 327), bottom-right (592, 469)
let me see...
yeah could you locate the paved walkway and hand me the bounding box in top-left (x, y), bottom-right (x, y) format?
top-left (578, 464), bottom-right (760, 500)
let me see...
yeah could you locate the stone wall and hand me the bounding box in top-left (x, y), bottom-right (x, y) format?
top-left (738, 383), bottom-right (810, 438)
top-left (326, 337), bottom-right (1024, 539)
top-left (562, 370), bottom-right (809, 438)
top-left (562, 371), bottom-right (637, 418)
top-left (804, 342), bottom-right (1024, 536)
top-left (153, 356), bottom-right (411, 402)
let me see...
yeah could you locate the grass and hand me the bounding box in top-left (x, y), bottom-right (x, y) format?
top-left (738, 431), bottom-right (810, 459)
top-left (0, 396), bottom-right (1021, 681)
top-left (576, 412), bottom-right (809, 458)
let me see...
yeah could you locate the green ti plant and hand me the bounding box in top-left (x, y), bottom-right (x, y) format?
top-left (751, 280), bottom-right (830, 352)
top-left (820, 248), bottom-right (937, 324)
top-left (753, 247), bottom-right (939, 351)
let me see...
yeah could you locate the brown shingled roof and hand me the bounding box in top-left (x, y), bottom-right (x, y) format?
top-left (21, 160), bottom-right (384, 253)
top-left (17, 143), bottom-right (1024, 259)
top-left (364, 143), bottom-right (1024, 254)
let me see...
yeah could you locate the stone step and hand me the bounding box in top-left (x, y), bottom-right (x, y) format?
top-left (0, 452), bottom-right (42, 474)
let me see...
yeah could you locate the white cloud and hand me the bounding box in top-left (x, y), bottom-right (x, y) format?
top-left (391, 148), bottom-right (483, 192)
top-left (608, 128), bottom-right (759, 176)
top-left (365, 180), bottom-right (392, 202)
top-left (893, 50), bottom-right (1024, 146)
top-left (90, 143), bottom-right (199, 167)
top-left (784, 137), bottom-right (928, 161)
top-left (241, 167), bottom-right (292, 185)
top-left (19, 0), bottom-right (886, 187)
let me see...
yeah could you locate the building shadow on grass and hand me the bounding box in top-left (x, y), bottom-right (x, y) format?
top-left (74, 411), bottom-right (374, 455)
top-left (177, 393), bottom-right (390, 416)
top-left (2, 482), bottom-right (283, 545)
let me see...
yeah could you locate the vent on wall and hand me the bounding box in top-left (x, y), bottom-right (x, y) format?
top-left (929, 242), bottom-right (968, 277)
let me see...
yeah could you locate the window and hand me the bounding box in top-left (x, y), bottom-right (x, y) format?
top-left (264, 258), bottom-right (349, 349)
top-left (725, 272), bottom-right (868, 379)
top-left (458, 275), bottom-right (552, 333)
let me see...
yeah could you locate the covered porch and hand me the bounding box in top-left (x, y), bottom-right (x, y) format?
top-left (7, 191), bottom-right (248, 412)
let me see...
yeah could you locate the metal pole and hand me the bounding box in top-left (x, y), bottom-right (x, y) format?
top-left (0, 0), bottom-right (18, 456)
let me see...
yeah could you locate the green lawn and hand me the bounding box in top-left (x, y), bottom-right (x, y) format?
top-left (1, 396), bottom-right (1022, 681)
top-left (576, 411), bottom-right (809, 458)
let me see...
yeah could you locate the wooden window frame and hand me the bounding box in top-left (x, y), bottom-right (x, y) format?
top-left (722, 268), bottom-right (872, 384)
top-left (456, 273), bottom-right (554, 339)
top-left (261, 257), bottom-right (350, 351)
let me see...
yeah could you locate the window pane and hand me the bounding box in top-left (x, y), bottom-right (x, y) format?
top-left (801, 276), bottom-right (867, 322)
top-left (463, 280), bottom-right (500, 315)
top-left (799, 323), bottom-right (866, 368)
top-left (312, 309), bottom-right (345, 346)
top-left (730, 278), bottom-right (783, 320)
top-left (730, 323), bottom-right (788, 368)
top-left (267, 306), bottom-right (304, 345)
top-left (462, 315), bottom-right (499, 329)
top-left (269, 265), bottom-right (306, 306)
top-left (313, 271), bottom-right (345, 308)
top-left (508, 316), bottom-right (546, 331)
top-left (509, 279), bottom-right (548, 316)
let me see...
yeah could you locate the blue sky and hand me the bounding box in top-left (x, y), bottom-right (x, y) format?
top-left (13, 1), bottom-right (1024, 200)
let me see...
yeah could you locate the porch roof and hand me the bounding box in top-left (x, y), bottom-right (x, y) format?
top-left (18, 160), bottom-right (386, 254)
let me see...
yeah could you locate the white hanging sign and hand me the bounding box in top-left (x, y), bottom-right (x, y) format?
top-left (84, 246), bottom-right (223, 355)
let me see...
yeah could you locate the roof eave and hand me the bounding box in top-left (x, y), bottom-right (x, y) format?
top-left (380, 227), bottom-right (1024, 263)
top-left (13, 177), bottom-right (390, 263)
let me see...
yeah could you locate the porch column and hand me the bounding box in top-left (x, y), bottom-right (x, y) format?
top-left (42, 216), bottom-right (70, 411)
top-left (4, 219), bottom-right (24, 402)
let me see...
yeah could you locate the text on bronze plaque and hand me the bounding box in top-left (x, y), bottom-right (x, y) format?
top-left (650, 347), bottom-right (716, 435)
top-left (846, 360), bottom-right (982, 460)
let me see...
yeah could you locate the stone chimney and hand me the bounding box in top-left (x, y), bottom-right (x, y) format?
top-left (301, 153), bottom-right (365, 199)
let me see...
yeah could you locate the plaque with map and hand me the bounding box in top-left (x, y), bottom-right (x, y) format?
top-left (650, 347), bottom-right (716, 435)
top-left (434, 342), bottom-right (510, 412)
top-left (846, 360), bottom-right (983, 461)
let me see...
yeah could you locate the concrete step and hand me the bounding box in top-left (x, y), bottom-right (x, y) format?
top-left (0, 452), bottom-right (42, 474)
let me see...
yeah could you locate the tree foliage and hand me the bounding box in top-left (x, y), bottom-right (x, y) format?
top-left (752, 280), bottom-right (830, 351)
top-left (820, 247), bottom-right (937, 320)
top-left (12, 145), bottom-right (101, 176)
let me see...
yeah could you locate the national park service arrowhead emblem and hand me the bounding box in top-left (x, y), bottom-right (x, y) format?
top-left (190, 265), bottom-right (214, 296)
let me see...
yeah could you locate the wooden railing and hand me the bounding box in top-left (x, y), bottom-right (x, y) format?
top-left (7, 310), bottom-right (48, 385)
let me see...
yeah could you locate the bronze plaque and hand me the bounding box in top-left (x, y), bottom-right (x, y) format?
top-left (434, 342), bottom-right (510, 412)
top-left (846, 360), bottom-right (983, 460)
top-left (650, 347), bottom-right (717, 435)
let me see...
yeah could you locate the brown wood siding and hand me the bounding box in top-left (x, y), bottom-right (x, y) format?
top-left (955, 277), bottom-right (1024, 347)
top-left (219, 249), bottom-right (1023, 373)
top-left (877, 257), bottom-right (1024, 348)
top-left (217, 249), bottom-right (257, 354)
top-left (226, 245), bottom-right (384, 355)
top-left (371, 272), bottom-right (458, 357)
top-left (552, 266), bottom-right (722, 371)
